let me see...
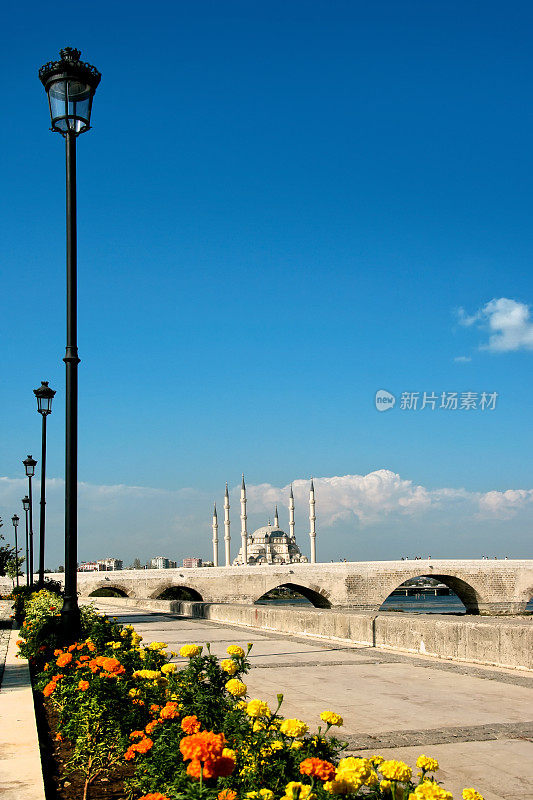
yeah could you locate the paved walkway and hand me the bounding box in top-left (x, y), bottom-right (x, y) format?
top-left (93, 602), bottom-right (533, 800)
top-left (0, 600), bottom-right (13, 690)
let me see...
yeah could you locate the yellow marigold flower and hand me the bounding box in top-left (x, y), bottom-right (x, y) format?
top-left (291, 741), bottom-right (304, 750)
top-left (220, 659), bottom-right (239, 675)
top-left (281, 781), bottom-right (314, 800)
top-left (336, 758), bottom-right (372, 787)
top-left (271, 740), bottom-right (284, 751)
top-left (369, 755), bottom-right (384, 766)
top-left (133, 669), bottom-right (161, 680)
top-left (320, 711), bottom-right (343, 727)
top-left (128, 688), bottom-right (141, 697)
top-left (161, 663), bottom-right (177, 674)
top-left (225, 679), bottom-right (247, 697)
top-left (246, 699), bottom-right (271, 718)
top-left (380, 780), bottom-right (392, 792)
top-left (380, 760), bottom-right (412, 782)
top-left (227, 645), bottom-right (245, 658)
top-left (131, 633), bottom-right (142, 645)
top-left (148, 641), bottom-right (168, 650)
top-left (247, 791), bottom-right (274, 800)
top-left (180, 644), bottom-right (202, 658)
top-left (324, 779), bottom-right (361, 795)
top-left (366, 771), bottom-right (379, 787)
top-left (416, 755), bottom-right (439, 773)
top-left (462, 791), bottom-right (484, 800)
top-left (120, 629), bottom-right (129, 638)
top-left (280, 719), bottom-right (308, 738)
top-left (409, 783), bottom-right (453, 799)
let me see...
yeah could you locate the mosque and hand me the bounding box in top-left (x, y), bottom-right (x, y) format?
top-left (211, 476), bottom-right (317, 566)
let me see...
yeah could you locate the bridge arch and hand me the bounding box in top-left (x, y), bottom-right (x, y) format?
top-left (255, 582), bottom-right (331, 609)
top-left (88, 584), bottom-right (131, 598)
top-left (379, 573), bottom-right (481, 614)
top-left (150, 584), bottom-right (204, 601)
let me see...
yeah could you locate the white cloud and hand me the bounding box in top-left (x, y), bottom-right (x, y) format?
top-left (1, 472), bottom-right (532, 564)
top-left (454, 355), bottom-right (471, 363)
top-left (477, 488), bottom-right (533, 520)
top-left (246, 471), bottom-right (533, 526)
top-left (458, 298), bottom-right (533, 352)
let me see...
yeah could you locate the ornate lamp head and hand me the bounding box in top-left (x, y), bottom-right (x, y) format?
top-left (39, 47), bottom-right (101, 135)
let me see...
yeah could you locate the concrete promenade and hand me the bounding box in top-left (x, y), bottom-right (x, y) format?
top-left (94, 601), bottom-right (533, 800)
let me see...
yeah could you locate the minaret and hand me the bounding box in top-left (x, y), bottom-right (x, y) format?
top-left (289, 484), bottom-right (295, 540)
top-left (240, 474), bottom-right (248, 566)
top-left (224, 483), bottom-right (231, 566)
top-left (309, 479), bottom-right (317, 563)
top-left (212, 503), bottom-right (219, 567)
top-left (274, 504), bottom-right (279, 528)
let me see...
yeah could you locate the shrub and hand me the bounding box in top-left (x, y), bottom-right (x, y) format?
top-left (15, 600), bottom-right (484, 800)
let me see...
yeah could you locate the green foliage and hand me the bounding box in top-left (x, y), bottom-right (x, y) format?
top-left (15, 599), bottom-right (467, 800)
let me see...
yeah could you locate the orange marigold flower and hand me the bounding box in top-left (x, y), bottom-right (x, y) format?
top-left (180, 731), bottom-right (226, 763)
top-left (160, 701), bottom-right (180, 720)
top-left (299, 758), bottom-right (336, 781)
top-left (79, 655), bottom-right (90, 662)
top-left (43, 681), bottom-right (56, 697)
top-left (137, 794), bottom-right (172, 800)
top-left (87, 642), bottom-right (96, 652)
top-left (218, 790), bottom-right (237, 800)
top-left (43, 664), bottom-right (50, 671)
top-left (150, 704), bottom-right (161, 715)
top-left (16, 639), bottom-right (23, 646)
top-left (78, 680), bottom-right (90, 691)
top-left (181, 715), bottom-right (201, 734)
top-left (135, 737), bottom-right (154, 754)
top-left (124, 746), bottom-right (136, 761)
top-left (68, 644), bottom-right (77, 652)
top-left (56, 652), bottom-right (73, 667)
top-left (100, 656), bottom-right (125, 675)
top-left (133, 699), bottom-right (145, 706)
top-left (187, 759), bottom-right (203, 779)
top-left (145, 720), bottom-right (161, 735)
top-left (54, 648), bottom-right (62, 656)
top-left (130, 730), bottom-right (145, 740)
top-left (55, 733), bottom-right (63, 742)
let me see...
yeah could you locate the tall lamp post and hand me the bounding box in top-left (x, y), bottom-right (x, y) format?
top-left (23, 455), bottom-right (37, 587)
top-left (34, 381), bottom-right (56, 588)
top-left (39, 48), bottom-right (101, 637)
top-left (11, 515), bottom-right (20, 589)
top-left (22, 496), bottom-right (31, 587)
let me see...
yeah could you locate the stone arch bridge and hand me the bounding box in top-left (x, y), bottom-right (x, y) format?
top-left (62, 559), bottom-right (533, 615)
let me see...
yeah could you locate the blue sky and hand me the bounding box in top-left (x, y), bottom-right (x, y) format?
top-left (1, 1), bottom-right (533, 568)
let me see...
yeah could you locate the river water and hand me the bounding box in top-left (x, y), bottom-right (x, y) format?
top-left (257, 595), bottom-right (533, 614)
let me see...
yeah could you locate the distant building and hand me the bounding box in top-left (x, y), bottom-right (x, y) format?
top-left (78, 558), bottom-right (123, 572)
top-left (183, 557), bottom-right (203, 568)
top-left (78, 561), bottom-right (98, 572)
top-left (98, 558), bottom-right (123, 571)
top-left (150, 557), bottom-right (177, 570)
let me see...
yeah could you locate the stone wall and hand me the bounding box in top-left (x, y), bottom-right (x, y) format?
top-left (91, 597), bottom-right (533, 671)
top-left (17, 559), bottom-right (533, 615)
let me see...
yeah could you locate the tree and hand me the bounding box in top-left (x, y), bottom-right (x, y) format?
top-left (5, 553), bottom-right (25, 587)
top-left (129, 558), bottom-right (142, 570)
top-left (57, 565), bottom-right (65, 573)
top-left (0, 532), bottom-right (17, 577)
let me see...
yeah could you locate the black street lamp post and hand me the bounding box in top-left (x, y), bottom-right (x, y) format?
top-left (39, 48), bottom-right (101, 637)
top-left (11, 514), bottom-right (20, 589)
top-left (22, 496), bottom-right (31, 587)
top-left (23, 455), bottom-right (37, 587)
top-left (34, 381), bottom-right (56, 588)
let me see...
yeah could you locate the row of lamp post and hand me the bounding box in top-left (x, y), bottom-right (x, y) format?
top-left (9, 383), bottom-right (55, 589)
top-left (10, 47), bottom-right (100, 640)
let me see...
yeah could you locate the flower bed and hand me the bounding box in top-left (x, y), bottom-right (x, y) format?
top-left (16, 590), bottom-right (484, 800)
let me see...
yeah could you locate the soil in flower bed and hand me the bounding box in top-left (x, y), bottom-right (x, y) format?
top-left (34, 693), bottom-right (135, 800)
